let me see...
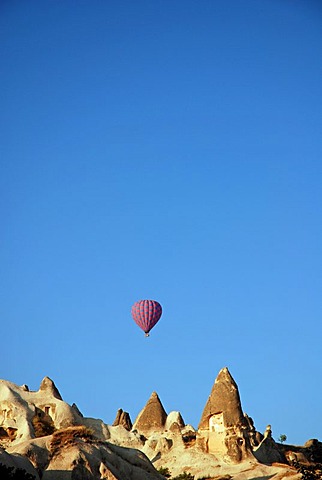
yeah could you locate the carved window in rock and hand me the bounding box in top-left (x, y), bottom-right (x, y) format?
top-left (45, 406), bottom-right (50, 415)
top-left (209, 412), bottom-right (224, 434)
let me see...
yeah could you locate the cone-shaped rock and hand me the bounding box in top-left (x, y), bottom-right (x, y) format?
top-left (197, 367), bottom-right (254, 462)
top-left (132, 391), bottom-right (167, 435)
top-left (39, 377), bottom-right (62, 400)
top-left (165, 411), bottom-right (185, 431)
top-left (198, 367), bottom-right (245, 430)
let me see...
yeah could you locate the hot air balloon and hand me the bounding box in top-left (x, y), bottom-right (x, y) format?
top-left (131, 300), bottom-right (162, 336)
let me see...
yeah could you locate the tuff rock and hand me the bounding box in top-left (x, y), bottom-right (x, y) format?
top-left (197, 367), bottom-right (254, 462)
top-left (132, 391), bottom-right (167, 436)
top-left (0, 369), bottom-right (320, 479)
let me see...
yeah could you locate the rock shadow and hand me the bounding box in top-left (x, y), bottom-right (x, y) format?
top-left (151, 452), bottom-right (161, 463)
top-left (247, 475), bottom-right (276, 480)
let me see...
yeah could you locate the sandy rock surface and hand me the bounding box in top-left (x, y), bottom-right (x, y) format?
top-left (0, 370), bottom-right (320, 479)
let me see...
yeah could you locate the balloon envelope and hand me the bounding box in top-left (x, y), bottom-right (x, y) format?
top-left (131, 300), bottom-right (162, 334)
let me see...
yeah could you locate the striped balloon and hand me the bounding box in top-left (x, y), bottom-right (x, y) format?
top-left (131, 300), bottom-right (162, 336)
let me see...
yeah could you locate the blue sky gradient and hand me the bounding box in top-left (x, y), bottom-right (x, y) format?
top-left (1, 0), bottom-right (322, 445)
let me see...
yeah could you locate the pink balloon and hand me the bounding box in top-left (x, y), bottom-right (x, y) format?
top-left (131, 300), bottom-right (162, 336)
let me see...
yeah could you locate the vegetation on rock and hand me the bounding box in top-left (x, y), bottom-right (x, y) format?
top-left (158, 466), bottom-right (171, 477)
top-left (32, 409), bottom-right (55, 438)
top-left (293, 462), bottom-right (322, 480)
top-left (278, 434), bottom-right (287, 444)
top-left (171, 473), bottom-right (194, 480)
top-left (0, 463), bottom-right (36, 480)
top-left (49, 426), bottom-right (96, 458)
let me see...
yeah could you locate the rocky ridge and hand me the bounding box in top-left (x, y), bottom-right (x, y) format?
top-left (0, 368), bottom-right (321, 479)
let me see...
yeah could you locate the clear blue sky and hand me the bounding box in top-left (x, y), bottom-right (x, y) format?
top-left (1, 0), bottom-right (322, 446)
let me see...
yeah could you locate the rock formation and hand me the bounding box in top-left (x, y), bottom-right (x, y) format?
top-left (252, 425), bottom-right (286, 465)
top-left (112, 408), bottom-right (132, 431)
top-left (197, 367), bottom-right (254, 462)
top-left (165, 411), bottom-right (185, 431)
top-left (132, 392), bottom-right (167, 436)
top-left (0, 377), bottom-right (83, 446)
top-left (3, 426), bottom-right (163, 480)
top-left (1, 369), bottom-right (321, 479)
top-left (243, 413), bottom-right (263, 447)
top-left (39, 376), bottom-right (62, 400)
top-left (199, 367), bottom-right (246, 429)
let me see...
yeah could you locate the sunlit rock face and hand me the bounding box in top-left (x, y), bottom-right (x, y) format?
top-left (132, 391), bottom-right (167, 436)
top-left (0, 377), bottom-right (82, 446)
top-left (112, 408), bottom-right (132, 431)
top-left (1, 371), bottom-right (320, 479)
top-left (39, 377), bottom-right (63, 400)
top-left (165, 411), bottom-right (185, 431)
top-left (197, 367), bottom-right (254, 462)
top-left (3, 427), bottom-right (163, 480)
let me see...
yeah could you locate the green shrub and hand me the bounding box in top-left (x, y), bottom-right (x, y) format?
top-left (0, 463), bottom-right (36, 479)
top-left (171, 473), bottom-right (194, 480)
top-left (293, 461), bottom-right (322, 480)
top-left (278, 434), bottom-right (287, 444)
top-left (157, 466), bottom-right (171, 478)
top-left (197, 476), bottom-right (231, 480)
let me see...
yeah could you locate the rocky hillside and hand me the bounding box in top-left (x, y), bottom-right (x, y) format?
top-left (0, 368), bottom-right (321, 479)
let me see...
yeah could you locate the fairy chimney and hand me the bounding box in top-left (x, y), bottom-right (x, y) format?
top-left (197, 367), bottom-right (253, 462)
top-left (39, 377), bottom-right (62, 400)
top-left (112, 409), bottom-right (132, 431)
top-left (199, 367), bottom-right (246, 429)
top-left (132, 392), bottom-right (167, 436)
